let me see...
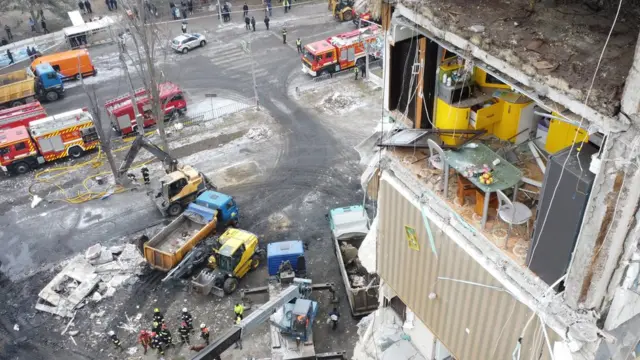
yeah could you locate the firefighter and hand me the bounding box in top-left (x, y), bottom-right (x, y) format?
top-left (181, 20), bottom-right (187, 33)
top-left (153, 308), bottom-right (164, 324)
top-left (141, 166), bottom-right (150, 185)
top-left (181, 308), bottom-right (194, 332)
top-left (234, 303), bottom-right (244, 320)
top-left (151, 331), bottom-right (165, 356)
top-left (138, 330), bottom-right (152, 355)
top-left (108, 330), bottom-right (123, 351)
top-left (354, 65), bottom-right (359, 80)
top-left (160, 323), bottom-right (173, 347)
top-left (244, 16), bottom-right (250, 30)
top-left (179, 321), bottom-right (191, 345)
top-left (281, 28), bottom-right (287, 44)
top-left (296, 38), bottom-right (302, 53)
top-left (250, 16), bottom-right (256, 31)
top-left (200, 323), bottom-right (210, 345)
top-left (152, 321), bottom-right (161, 334)
top-left (264, 15), bottom-right (270, 30)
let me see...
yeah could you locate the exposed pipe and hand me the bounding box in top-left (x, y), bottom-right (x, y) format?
top-left (528, 141), bottom-right (546, 173)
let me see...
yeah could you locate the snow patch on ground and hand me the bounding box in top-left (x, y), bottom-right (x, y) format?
top-left (245, 126), bottom-right (272, 141)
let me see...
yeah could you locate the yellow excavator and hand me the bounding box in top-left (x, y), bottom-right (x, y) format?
top-left (118, 135), bottom-right (216, 216)
top-left (329, 0), bottom-right (355, 21)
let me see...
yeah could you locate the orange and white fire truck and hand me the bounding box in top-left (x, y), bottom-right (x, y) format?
top-left (0, 101), bottom-right (48, 131)
top-left (301, 24), bottom-right (381, 77)
top-left (0, 108), bottom-right (99, 174)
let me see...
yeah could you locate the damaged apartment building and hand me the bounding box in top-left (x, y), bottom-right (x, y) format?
top-left (356, 0), bottom-right (640, 359)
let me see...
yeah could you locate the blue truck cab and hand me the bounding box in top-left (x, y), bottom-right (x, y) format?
top-left (194, 190), bottom-right (239, 227)
top-left (32, 63), bottom-right (64, 102)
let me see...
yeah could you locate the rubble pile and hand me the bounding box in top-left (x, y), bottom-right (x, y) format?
top-left (353, 308), bottom-right (426, 360)
top-left (245, 126), bottom-right (272, 141)
top-left (319, 92), bottom-right (359, 113)
top-left (341, 241), bottom-right (380, 289)
top-left (36, 243), bottom-right (145, 318)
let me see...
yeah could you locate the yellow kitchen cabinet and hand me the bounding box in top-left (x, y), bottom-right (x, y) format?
top-left (492, 94), bottom-right (535, 143)
top-left (435, 97), bottom-right (469, 146)
top-left (469, 100), bottom-right (502, 132)
top-left (545, 116), bottom-right (589, 154)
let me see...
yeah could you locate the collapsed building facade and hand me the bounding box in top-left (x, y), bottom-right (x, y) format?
top-left (357, 0), bottom-right (640, 359)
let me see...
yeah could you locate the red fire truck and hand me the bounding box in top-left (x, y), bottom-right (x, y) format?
top-left (104, 82), bottom-right (187, 136)
top-left (301, 24), bottom-right (381, 77)
top-left (0, 102), bottom-right (48, 130)
top-left (0, 108), bottom-right (99, 174)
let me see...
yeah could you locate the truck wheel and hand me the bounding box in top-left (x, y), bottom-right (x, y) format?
top-left (10, 100), bottom-right (23, 107)
top-left (223, 277), bottom-right (238, 294)
top-left (75, 73), bottom-right (82, 80)
top-left (250, 255), bottom-right (260, 270)
top-left (45, 91), bottom-right (60, 102)
top-left (343, 9), bottom-right (353, 21)
top-left (68, 146), bottom-right (84, 158)
top-left (12, 162), bottom-right (30, 175)
top-left (167, 203), bottom-right (183, 216)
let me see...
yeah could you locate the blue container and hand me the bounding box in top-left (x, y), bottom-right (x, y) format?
top-left (267, 240), bottom-right (304, 276)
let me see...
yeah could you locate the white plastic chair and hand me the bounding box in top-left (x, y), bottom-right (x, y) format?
top-left (496, 189), bottom-right (532, 241)
top-left (427, 138), bottom-right (448, 197)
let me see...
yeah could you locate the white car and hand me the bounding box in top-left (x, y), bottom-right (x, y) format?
top-left (171, 33), bottom-right (206, 54)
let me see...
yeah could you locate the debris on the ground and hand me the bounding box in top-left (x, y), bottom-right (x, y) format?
top-left (245, 126), bottom-right (272, 140)
top-left (36, 244), bottom-right (145, 318)
top-left (319, 92), bottom-right (360, 114)
top-left (90, 310), bottom-right (105, 319)
top-left (13, 324), bottom-right (19, 331)
top-left (68, 330), bottom-right (79, 336)
top-left (31, 195), bottom-right (43, 209)
top-left (127, 347), bottom-right (138, 355)
top-left (468, 25), bottom-right (485, 33)
top-left (353, 308), bottom-right (425, 360)
top-left (340, 242), bottom-right (359, 264)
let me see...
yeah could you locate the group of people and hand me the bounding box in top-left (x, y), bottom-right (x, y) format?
top-left (169, 0), bottom-right (193, 20)
top-left (77, 0), bottom-right (93, 14)
top-left (105, 0), bottom-right (117, 11)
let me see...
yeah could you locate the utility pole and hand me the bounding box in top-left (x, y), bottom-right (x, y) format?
top-left (242, 36), bottom-right (260, 109)
top-left (217, 0), bottom-right (222, 20)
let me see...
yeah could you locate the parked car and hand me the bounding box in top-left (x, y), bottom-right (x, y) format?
top-left (171, 33), bottom-right (206, 54)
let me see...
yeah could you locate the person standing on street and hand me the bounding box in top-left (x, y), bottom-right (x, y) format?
top-left (181, 20), bottom-right (187, 33)
top-left (151, 332), bottom-right (165, 356)
top-left (28, 18), bottom-right (36, 32)
top-left (328, 308), bottom-right (340, 330)
top-left (105, 0), bottom-right (112, 11)
top-left (283, 0), bottom-right (289, 13)
top-left (138, 330), bottom-right (152, 355)
top-left (179, 322), bottom-right (191, 345)
top-left (6, 49), bottom-right (14, 64)
top-left (159, 323), bottom-right (173, 348)
top-left (1, 39), bottom-right (8, 46)
top-left (234, 303), bottom-right (245, 320)
top-left (244, 16), bottom-right (250, 30)
top-left (40, 19), bottom-right (49, 34)
top-left (200, 323), bottom-right (210, 345)
top-left (84, 0), bottom-right (93, 13)
top-left (353, 66), bottom-right (359, 80)
top-left (108, 330), bottom-right (124, 351)
top-left (281, 28), bottom-right (287, 44)
top-left (296, 38), bottom-right (302, 53)
top-left (78, 0), bottom-right (86, 13)
top-left (234, 316), bottom-right (243, 349)
top-left (153, 308), bottom-right (164, 325)
top-left (188, 0), bottom-right (193, 13)
top-left (242, 2), bottom-right (249, 17)
top-left (182, 308), bottom-right (194, 333)
top-left (266, 0), bottom-right (272, 16)
top-left (250, 16), bottom-right (256, 31)
top-left (263, 15), bottom-right (269, 30)
top-left (111, 0), bottom-right (117, 10)
top-left (4, 25), bottom-right (12, 41)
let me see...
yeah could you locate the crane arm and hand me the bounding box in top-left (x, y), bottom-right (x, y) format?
top-left (190, 284), bottom-right (302, 360)
top-left (117, 135), bottom-right (177, 177)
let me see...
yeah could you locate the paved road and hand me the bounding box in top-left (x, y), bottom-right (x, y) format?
top-left (0, 5), bottom-right (370, 360)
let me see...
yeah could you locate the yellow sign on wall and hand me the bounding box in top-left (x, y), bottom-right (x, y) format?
top-left (405, 225), bottom-right (420, 251)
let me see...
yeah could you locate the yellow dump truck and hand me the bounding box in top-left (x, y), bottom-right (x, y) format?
top-left (0, 65), bottom-right (65, 109)
top-left (143, 190), bottom-right (239, 274)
